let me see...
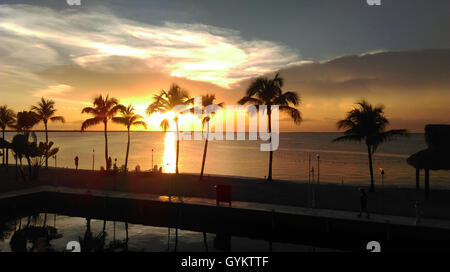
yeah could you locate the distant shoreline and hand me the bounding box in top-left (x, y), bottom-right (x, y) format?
top-left (3, 130), bottom-right (425, 134)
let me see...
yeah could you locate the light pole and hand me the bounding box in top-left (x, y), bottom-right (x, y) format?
top-left (316, 154), bottom-right (320, 185)
top-left (92, 148), bottom-right (95, 171)
top-left (152, 149), bottom-right (154, 170)
top-left (316, 154), bottom-right (320, 208)
top-left (311, 166), bottom-right (315, 208)
top-left (308, 152), bottom-right (311, 208)
top-left (380, 168), bottom-right (385, 213)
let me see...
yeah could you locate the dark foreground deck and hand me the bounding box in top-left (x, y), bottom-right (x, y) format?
top-left (1, 186), bottom-right (449, 251)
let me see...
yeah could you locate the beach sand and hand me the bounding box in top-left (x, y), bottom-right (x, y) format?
top-left (1, 166), bottom-right (449, 220)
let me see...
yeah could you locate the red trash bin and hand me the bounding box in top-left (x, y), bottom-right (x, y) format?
top-left (215, 185), bottom-right (231, 206)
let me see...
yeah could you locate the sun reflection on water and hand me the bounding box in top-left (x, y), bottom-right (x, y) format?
top-left (163, 132), bottom-right (176, 173)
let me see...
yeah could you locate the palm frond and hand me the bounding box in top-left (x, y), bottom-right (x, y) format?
top-left (202, 116), bottom-right (210, 128)
top-left (160, 119), bottom-right (170, 132)
top-left (81, 107), bottom-right (98, 115)
top-left (50, 116), bottom-right (65, 123)
top-left (274, 91), bottom-right (300, 106)
top-left (370, 129), bottom-right (410, 152)
top-left (132, 121), bottom-right (147, 130)
top-left (332, 134), bottom-right (364, 143)
top-left (81, 117), bottom-right (104, 131)
top-left (0, 105), bottom-right (16, 129)
top-left (108, 104), bottom-right (126, 117)
top-left (112, 117), bottom-right (129, 127)
top-left (336, 119), bottom-right (356, 130)
top-left (237, 96), bottom-right (263, 106)
top-left (279, 106), bottom-right (302, 124)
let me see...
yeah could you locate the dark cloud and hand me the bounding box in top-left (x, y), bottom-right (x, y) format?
top-left (278, 49), bottom-right (450, 97)
top-left (35, 63), bottom-right (244, 103)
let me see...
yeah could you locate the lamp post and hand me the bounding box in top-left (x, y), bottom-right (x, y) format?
top-left (152, 149), bottom-right (154, 169)
top-left (316, 154), bottom-right (320, 185)
top-left (308, 152), bottom-right (311, 208)
top-left (380, 168), bottom-right (385, 212)
top-left (311, 166), bottom-right (315, 208)
top-left (316, 154), bottom-right (320, 208)
top-left (92, 148), bottom-right (95, 171)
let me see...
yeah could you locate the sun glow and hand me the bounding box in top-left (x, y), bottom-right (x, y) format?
top-left (163, 132), bottom-right (176, 173)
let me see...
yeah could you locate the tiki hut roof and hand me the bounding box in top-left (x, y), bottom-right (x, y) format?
top-left (407, 124), bottom-right (450, 170)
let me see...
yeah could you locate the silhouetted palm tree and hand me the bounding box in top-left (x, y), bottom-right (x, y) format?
top-left (333, 100), bottom-right (409, 192)
top-left (238, 73), bottom-right (302, 181)
top-left (147, 84), bottom-right (192, 174)
top-left (81, 95), bottom-right (125, 170)
top-left (31, 98), bottom-right (65, 169)
top-left (11, 111), bottom-right (40, 180)
top-left (14, 111), bottom-right (40, 132)
top-left (78, 218), bottom-right (106, 252)
top-left (112, 105), bottom-right (147, 173)
top-left (196, 94), bottom-right (224, 181)
top-left (0, 105), bottom-right (16, 166)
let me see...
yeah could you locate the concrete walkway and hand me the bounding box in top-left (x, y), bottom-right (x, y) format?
top-left (2, 185), bottom-right (450, 230)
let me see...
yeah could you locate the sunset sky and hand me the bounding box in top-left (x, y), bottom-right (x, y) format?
top-left (1, 0), bottom-right (450, 132)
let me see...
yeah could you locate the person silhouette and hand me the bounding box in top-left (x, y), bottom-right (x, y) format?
top-left (74, 156), bottom-right (79, 171)
top-left (358, 188), bottom-right (370, 219)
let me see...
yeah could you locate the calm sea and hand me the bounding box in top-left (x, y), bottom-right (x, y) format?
top-left (3, 132), bottom-right (450, 188)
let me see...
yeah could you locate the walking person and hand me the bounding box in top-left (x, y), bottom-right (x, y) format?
top-left (74, 156), bottom-right (79, 172)
top-left (358, 188), bottom-right (370, 219)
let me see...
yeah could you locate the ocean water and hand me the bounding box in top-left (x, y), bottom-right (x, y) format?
top-left (3, 132), bottom-right (450, 188)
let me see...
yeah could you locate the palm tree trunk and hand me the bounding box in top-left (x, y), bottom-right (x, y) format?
top-left (267, 109), bottom-right (273, 182)
top-left (125, 127), bottom-right (130, 174)
top-left (367, 144), bottom-right (375, 192)
top-left (45, 121), bottom-right (48, 169)
top-left (199, 121), bottom-right (209, 181)
top-left (6, 146), bottom-right (9, 172)
top-left (104, 120), bottom-right (109, 170)
top-left (125, 222), bottom-right (129, 250)
top-left (26, 156), bottom-right (32, 181)
top-left (19, 157), bottom-right (27, 182)
top-left (2, 128), bottom-right (4, 166)
top-left (15, 156), bottom-right (18, 182)
top-left (175, 118), bottom-right (180, 174)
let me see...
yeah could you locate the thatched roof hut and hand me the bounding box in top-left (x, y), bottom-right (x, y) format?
top-left (407, 124), bottom-right (450, 199)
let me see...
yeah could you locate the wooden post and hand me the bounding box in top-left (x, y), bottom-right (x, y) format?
top-left (425, 169), bottom-right (430, 200)
top-left (416, 168), bottom-right (420, 190)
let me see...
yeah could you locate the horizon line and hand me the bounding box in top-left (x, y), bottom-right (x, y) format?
top-left (4, 129), bottom-right (424, 134)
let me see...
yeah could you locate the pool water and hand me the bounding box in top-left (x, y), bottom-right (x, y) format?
top-left (0, 213), bottom-right (338, 252)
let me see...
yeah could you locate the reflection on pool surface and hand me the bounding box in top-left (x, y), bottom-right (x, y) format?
top-left (0, 213), bottom-right (337, 252)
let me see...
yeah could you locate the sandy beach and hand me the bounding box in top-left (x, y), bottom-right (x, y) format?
top-left (1, 166), bottom-right (449, 221)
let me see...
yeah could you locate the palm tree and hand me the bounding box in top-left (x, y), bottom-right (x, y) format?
top-left (81, 95), bottom-right (125, 170)
top-left (11, 111), bottom-right (39, 181)
top-left (14, 111), bottom-right (40, 132)
top-left (147, 84), bottom-right (192, 174)
top-left (238, 73), bottom-right (302, 182)
top-left (112, 105), bottom-right (147, 173)
top-left (196, 94), bottom-right (224, 181)
top-left (31, 98), bottom-right (65, 169)
top-left (0, 105), bottom-right (16, 166)
top-left (332, 100), bottom-right (409, 192)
